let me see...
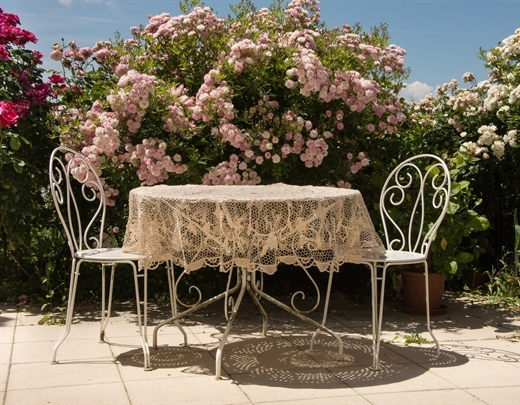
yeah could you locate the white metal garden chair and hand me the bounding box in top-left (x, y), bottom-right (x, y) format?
top-left (48, 146), bottom-right (174, 370)
top-left (362, 154), bottom-right (451, 370)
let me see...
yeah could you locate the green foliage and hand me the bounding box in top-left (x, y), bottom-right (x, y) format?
top-left (514, 209), bottom-right (520, 277)
top-left (465, 212), bottom-right (520, 309)
top-left (0, 9), bottom-right (60, 304)
top-left (403, 330), bottom-right (434, 346)
top-left (430, 178), bottom-right (490, 278)
top-left (482, 267), bottom-right (520, 308)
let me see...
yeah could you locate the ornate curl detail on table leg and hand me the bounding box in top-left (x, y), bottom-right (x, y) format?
top-left (289, 267), bottom-right (321, 314)
top-left (174, 271), bottom-right (203, 308)
top-left (153, 266), bottom-right (242, 350)
top-left (254, 272), bottom-right (264, 299)
top-left (224, 268), bottom-right (236, 321)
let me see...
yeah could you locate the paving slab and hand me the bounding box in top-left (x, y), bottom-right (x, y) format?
top-left (4, 382), bottom-right (131, 405)
top-left (123, 375), bottom-right (251, 405)
top-left (362, 388), bottom-right (486, 405)
top-left (466, 386), bottom-right (520, 405)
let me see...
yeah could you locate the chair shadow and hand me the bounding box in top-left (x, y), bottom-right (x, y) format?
top-left (115, 334), bottom-right (473, 388)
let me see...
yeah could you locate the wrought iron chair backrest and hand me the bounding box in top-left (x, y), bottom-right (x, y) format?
top-left (49, 146), bottom-right (107, 256)
top-left (380, 154), bottom-right (451, 256)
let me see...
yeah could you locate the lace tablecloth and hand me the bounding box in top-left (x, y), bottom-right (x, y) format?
top-left (122, 184), bottom-right (384, 273)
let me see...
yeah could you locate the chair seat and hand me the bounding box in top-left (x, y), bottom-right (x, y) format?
top-left (363, 249), bottom-right (426, 264)
top-left (75, 248), bottom-right (143, 262)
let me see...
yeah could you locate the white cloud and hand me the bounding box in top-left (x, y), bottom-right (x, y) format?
top-left (400, 81), bottom-right (434, 102)
top-left (58, 0), bottom-right (72, 5)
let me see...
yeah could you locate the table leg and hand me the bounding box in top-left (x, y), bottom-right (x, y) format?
top-left (166, 262), bottom-right (188, 346)
top-left (152, 271), bottom-right (242, 349)
top-left (250, 271), bottom-right (344, 360)
top-left (310, 268), bottom-right (335, 349)
top-left (245, 273), bottom-right (268, 336)
top-left (215, 267), bottom-right (248, 379)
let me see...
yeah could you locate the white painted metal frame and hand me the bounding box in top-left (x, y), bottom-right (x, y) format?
top-left (48, 146), bottom-right (162, 370)
top-left (362, 154), bottom-right (451, 370)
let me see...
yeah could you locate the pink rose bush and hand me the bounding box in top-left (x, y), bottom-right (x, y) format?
top-left (51, 0), bottom-right (408, 199)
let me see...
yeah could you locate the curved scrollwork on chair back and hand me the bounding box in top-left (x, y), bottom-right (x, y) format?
top-left (49, 146), bottom-right (107, 255)
top-left (379, 154), bottom-right (451, 256)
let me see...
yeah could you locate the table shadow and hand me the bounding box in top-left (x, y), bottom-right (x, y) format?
top-left (115, 335), bottom-right (475, 388)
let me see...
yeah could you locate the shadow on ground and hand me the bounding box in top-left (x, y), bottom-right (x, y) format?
top-left (116, 335), bottom-right (471, 388)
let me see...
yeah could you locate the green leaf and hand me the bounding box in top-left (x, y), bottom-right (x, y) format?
top-left (473, 197), bottom-right (483, 208)
top-left (426, 163), bottom-right (440, 177)
top-left (440, 237), bottom-right (448, 250)
top-left (450, 182), bottom-right (462, 196)
top-left (9, 135), bottom-right (21, 150)
top-left (18, 135), bottom-right (32, 147)
top-left (478, 216), bottom-right (491, 230)
top-left (447, 201), bottom-right (460, 215)
top-left (38, 312), bottom-right (50, 325)
top-left (467, 216), bottom-right (490, 231)
top-left (455, 251), bottom-right (474, 263)
top-left (448, 260), bottom-right (458, 274)
top-left (13, 161), bottom-right (25, 173)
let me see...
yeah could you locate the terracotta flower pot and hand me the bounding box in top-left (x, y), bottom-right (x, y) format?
top-left (401, 271), bottom-right (447, 316)
top-left (463, 270), bottom-right (489, 289)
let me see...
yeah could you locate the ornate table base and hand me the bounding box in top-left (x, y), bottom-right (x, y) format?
top-left (151, 264), bottom-right (344, 379)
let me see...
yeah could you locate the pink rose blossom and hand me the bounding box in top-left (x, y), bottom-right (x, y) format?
top-left (0, 45), bottom-right (10, 61)
top-left (0, 101), bottom-right (18, 127)
top-left (95, 48), bottom-right (109, 59)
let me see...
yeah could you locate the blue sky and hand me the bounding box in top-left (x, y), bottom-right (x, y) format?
top-left (3, 0), bottom-right (520, 101)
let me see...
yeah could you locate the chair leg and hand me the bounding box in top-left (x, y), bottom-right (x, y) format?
top-left (99, 264), bottom-right (116, 342)
top-left (52, 260), bottom-right (80, 364)
top-left (423, 264), bottom-right (440, 358)
top-left (370, 262), bottom-right (387, 370)
top-left (133, 265), bottom-right (151, 370)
